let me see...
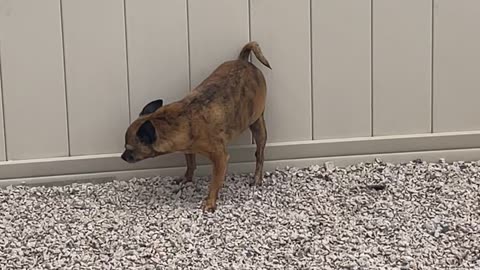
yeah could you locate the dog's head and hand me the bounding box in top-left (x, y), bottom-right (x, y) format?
top-left (121, 99), bottom-right (175, 163)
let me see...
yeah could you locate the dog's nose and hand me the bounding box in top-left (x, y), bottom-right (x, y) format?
top-left (121, 151), bottom-right (133, 162)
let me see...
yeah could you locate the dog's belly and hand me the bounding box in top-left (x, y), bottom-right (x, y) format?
top-left (224, 96), bottom-right (266, 142)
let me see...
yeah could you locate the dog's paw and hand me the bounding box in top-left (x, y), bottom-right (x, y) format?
top-left (249, 176), bottom-right (263, 187)
top-left (201, 199), bottom-right (217, 213)
top-left (173, 176), bottom-right (193, 186)
top-left (172, 181), bottom-right (195, 194)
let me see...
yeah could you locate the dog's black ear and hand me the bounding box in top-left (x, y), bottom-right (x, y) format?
top-left (136, 120), bottom-right (156, 145)
top-left (139, 99), bottom-right (163, 116)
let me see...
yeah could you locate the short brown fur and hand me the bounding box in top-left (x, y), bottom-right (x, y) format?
top-left (121, 41), bottom-right (270, 212)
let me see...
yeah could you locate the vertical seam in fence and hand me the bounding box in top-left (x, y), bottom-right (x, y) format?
top-left (248, 0), bottom-right (254, 144)
top-left (248, 0), bottom-right (252, 44)
top-left (370, 0), bottom-right (374, 137)
top-left (186, 0), bottom-right (192, 93)
top-left (248, 0), bottom-right (252, 59)
top-left (123, 0), bottom-right (132, 124)
top-left (59, 0), bottom-right (71, 157)
top-left (0, 41), bottom-right (8, 160)
top-left (430, 0), bottom-right (435, 133)
top-left (309, 0), bottom-right (314, 140)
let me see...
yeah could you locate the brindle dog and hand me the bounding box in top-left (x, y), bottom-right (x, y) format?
top-left (121, 41), bottom-right (271, 212)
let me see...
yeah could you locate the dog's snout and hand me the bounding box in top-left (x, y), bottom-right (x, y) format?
top-left (121, 150), bottom-right (134, 163)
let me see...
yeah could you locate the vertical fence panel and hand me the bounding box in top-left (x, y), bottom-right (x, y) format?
top-left (373, 0), bottom-right (432, 136)
top-left (0, 0), bottom-right (68, 160)
top-left (433, 0), bottom-right (480, 132)
top-left (62, 0), bottom-right (129, 155)
top-left (188, 0), bottom-right (251, 145)
top-left (126, 0), bottom-right (189, 119)
top-left (312, 0), bottom-right (371, 139)
top-left (251, 0), bottom-right (312, 143)
top-left (188, 0), bottom-right (249, 89)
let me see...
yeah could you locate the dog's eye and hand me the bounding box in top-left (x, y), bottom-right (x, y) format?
top-left (125, 144), bottom-right (134, 151)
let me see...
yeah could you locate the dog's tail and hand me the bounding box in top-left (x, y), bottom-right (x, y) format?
top-left (238, 41), bottom-right (271, 69)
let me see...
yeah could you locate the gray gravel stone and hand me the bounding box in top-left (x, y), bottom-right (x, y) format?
top-left (1, 159), bottom-right (480, 269)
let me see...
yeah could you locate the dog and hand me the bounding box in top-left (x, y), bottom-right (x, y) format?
top-left (121, 41), bottom-right (271, 212)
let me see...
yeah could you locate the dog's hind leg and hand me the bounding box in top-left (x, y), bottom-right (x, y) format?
top-left (249, 114), bottom-right (267, 186)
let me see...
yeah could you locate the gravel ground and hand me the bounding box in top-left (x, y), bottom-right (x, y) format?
top-left (1, 159), bottom-right (480, 269)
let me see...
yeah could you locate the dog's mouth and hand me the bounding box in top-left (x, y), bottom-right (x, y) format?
top-left (123, 158), bottom-right (139, 164)
top-left (121, 150), bottom-right (169, 163)
top-left (121, 151), bottom-right (139, 163)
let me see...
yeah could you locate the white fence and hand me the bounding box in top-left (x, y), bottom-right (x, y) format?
top-left (1, 0), bottom-right (480, 182)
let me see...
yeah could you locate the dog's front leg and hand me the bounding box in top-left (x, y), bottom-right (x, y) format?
top-left (184, 153), bottom-right (196, 183)
top-left (174, 153), bottom-right (197, 186)
top-left (202, 150), bottom-right (229, 212)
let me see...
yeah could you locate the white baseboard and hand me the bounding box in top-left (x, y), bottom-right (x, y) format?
top-left (1, 131), bottom-right (480, 186)
top-left (2, 147), bottom-right (480, 187)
